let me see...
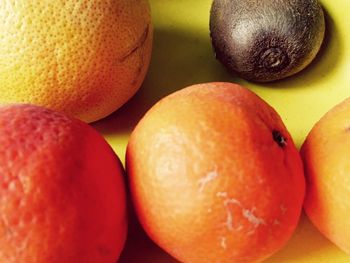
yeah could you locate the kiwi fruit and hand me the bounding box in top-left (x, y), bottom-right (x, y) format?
top-left (210, 0), bottom-right (325, 82)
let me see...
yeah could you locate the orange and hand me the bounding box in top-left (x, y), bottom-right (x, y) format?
top-left (0, 0), bottom-right (153, 123)
top-left (126, 82), bottom-right (305, 263)
top-left (0, 104), bottom-right (127, 262)
top-left (301, 97), bottom-right (350, 255)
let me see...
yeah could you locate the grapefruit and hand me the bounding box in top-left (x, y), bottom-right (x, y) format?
top-left (126, 82), bottom-right (305, 263)
top-left (0, 0), bottom-right (153, 122)
top-left (0, 104), bottom-right (127, 262)
top-left (301, 97), bottom-right (350, 255)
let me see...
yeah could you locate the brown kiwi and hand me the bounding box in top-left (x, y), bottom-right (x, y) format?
top-left (210, 0), bottom-right (325, 82)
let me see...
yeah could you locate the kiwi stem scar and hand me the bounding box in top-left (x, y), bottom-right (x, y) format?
top-left (259, 48), bottom-right (289, 71)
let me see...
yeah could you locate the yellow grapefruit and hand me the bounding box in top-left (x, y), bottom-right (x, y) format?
top-left (0, 0), bottom-right (153, 122)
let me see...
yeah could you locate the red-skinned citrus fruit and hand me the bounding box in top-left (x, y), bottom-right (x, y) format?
top-left (0, 104), bottom-right (127, 262)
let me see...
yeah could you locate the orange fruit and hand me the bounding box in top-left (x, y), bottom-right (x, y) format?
top-left (126, 82), bottom-right (305, 263)
top-left (301, 98), bottom-right (350, 255)
top-left (0, 104), bottom-right (127, 262)
top-left (0, 0), bottom-right (153, 123)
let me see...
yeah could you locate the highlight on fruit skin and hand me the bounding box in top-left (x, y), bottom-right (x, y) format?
top-left (0, 104), bottom-right (127, 263)
top-left (0, 0), bottom-right (153, 123)
top-left (210, 0), bottom-right (325, 82)
top-left (126, 82), bottom-right (305, 263)
top-left (301, 97), bottom-right (350, 256)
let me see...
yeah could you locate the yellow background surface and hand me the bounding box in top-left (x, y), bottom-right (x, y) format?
top-left (92, 0), bottom-right (350, 262)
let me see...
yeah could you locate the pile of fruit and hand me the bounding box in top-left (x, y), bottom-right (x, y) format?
top-left (0, 0), bottom-right (349, 263)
